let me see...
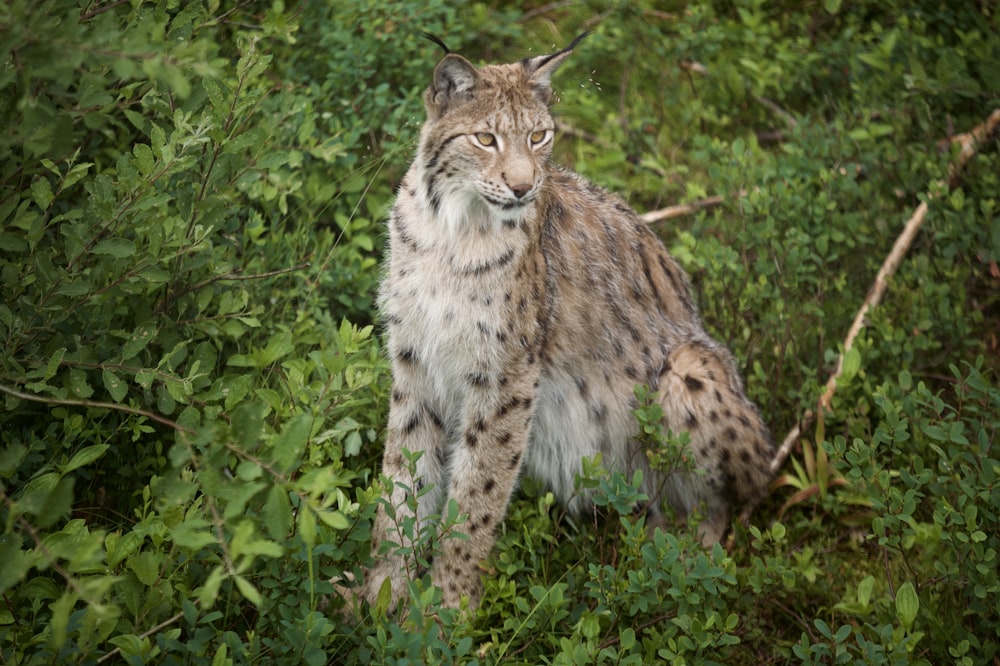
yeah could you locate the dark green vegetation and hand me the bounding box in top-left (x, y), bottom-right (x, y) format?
top-left (1, 1), bottom-right (998, 663)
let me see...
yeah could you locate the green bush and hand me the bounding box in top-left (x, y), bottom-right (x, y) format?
top-left (1, 0), bottom-right (997, 663)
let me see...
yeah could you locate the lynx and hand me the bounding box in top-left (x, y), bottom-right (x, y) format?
top-left (355, 33), bottom-right (772, 612)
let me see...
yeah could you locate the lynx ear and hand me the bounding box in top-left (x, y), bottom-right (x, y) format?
top-left (522, 32), bottom-right (589, 103)
top-left (426, 54), bottom-right (480, 118)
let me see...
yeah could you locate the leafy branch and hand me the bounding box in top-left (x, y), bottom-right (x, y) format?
top-left (0, 383), bottom-right (192, 433)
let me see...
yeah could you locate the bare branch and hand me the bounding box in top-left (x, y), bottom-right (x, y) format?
top-left (755, 95), bottom-right (798, 129)
top-left (640, 195), bottom-right (725, 223)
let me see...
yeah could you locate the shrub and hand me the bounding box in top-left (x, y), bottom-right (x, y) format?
top-left (1, 0), bottom-right (997, 663)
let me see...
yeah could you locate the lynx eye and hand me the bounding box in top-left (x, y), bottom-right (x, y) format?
top-left (474, 132), bottom-right (496, 147)
top-left (529, 130), bottom-right (550, 145)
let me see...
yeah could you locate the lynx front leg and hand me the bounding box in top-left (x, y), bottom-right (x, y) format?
top-left (430, 368), bottom-right (539, 610)
top-left (360, 356), bottom-right (450, 610)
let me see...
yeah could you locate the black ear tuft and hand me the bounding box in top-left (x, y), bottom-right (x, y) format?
top-left (420, 31), bottom-right (451, 55)
top-left (522, 32), bottom-right (590, 102)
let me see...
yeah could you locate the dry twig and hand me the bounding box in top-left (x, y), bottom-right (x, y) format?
top-left (640, 195), bottom-right (726, 223)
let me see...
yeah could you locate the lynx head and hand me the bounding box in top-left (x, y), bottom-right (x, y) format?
top-left (416, 33), bottom-right (588, 233)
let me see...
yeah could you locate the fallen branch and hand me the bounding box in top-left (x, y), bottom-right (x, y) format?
top-left (640, 195), bottom-right (726, 223)
top-left (755, 94), bottom-right (798, 130)
top-left (769, 108), bottom-right (1000, 476)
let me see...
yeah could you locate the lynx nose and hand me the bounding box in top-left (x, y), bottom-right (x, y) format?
top-left (509, 183), bottom-right (532, 199)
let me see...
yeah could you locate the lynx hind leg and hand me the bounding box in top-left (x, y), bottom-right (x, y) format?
top-left (656, 341), bottom-right (773, 544)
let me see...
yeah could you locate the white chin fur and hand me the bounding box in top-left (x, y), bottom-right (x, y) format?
top-left (436, 190), bottom-right (529, 238)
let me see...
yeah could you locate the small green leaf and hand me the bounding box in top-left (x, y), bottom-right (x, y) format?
top-left (171, 518), bottom-right (217, 551)
top-left (66, 368), bottom-right (94, 398)
top-left (231, 401), bottom-right (264, 448)
top-left (0, 443), bottom-right (28, 478)
top-left (298, 505), bottom-right (316, 549)
top-left (63, 444), bottom-right (110, 474)
top-left (31, 177), bottom-right (53, 210)
top-left (107, 530), bottom-right (145, 568)
top-left (317, 509), bottom-right (350, 531)
top-left (261, 330), bottom-right (294, 365)
top-left (133, 143), bottom-right (155, 176)
top-left (272, 414), bottom-right (312, 472)
top-left (895, 580), bottom-right (919, 630)
top-left (771, 522), bottom-right (786, 541)
top-left (50, 591), bottom-right (77, 649)
top-left (102, 369), bottom-right (128, 402)
top-left (732, 137), bottom-right (745, 157)
top-left (211, 643), bottom-right (229, 666)
top-left (61, 162), bottom-right (93, 191)
top-left (37, 476), bottom-right (74, 528)
top-left (128, 551), bottom-right (164, 586)
top-left (198, 566), bottom-right (226, 608)
top-left (840, 347), bottom-right (862, 381)
top-left (92, 238), bottom-right (136, 258)
top-left (0, 534), bottom-right (32, 595)
top-left (858, 575), bottom-right (874, 608)
top-left (263, 485), bottom-right (293, 539)
top-left (234, 574), bottom-right (262, 606)
top-left (123, 325), bottom-right (157, 360)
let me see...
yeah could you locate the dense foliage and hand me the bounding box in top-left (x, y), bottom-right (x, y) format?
top-left (1, 1), bottom-right (997, 663)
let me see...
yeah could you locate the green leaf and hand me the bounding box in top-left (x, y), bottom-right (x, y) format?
top-left (857, 575), bottom-right (874, 608)
top-left (66, 368), bottom-right (94, 398)
top-left (895, 580), bottom-right (919, 630)
top-left (102, 368), bottom-right (128, 402)
top-left (50, 591), bottom-right (77, 649)
top-left (840, 346), bottom-right (862, 381)
top-left (272, 414), bottom-right (312, 472)
top-left (263, 485), bottom-right (293, 539)
top-left (203, 76), bottom-right (230, 117)
top-left (316, 509), bottom-right (350, 531)
top-left (231, 401), bottom-right (264, 448)
top-left (107, 530), bottom-right (145, 568)
top-left (198, 566), bottom-right (226, 608)
top-left (36, 476), bottom-right (75, 529)
top-left (211, 643), bottom-right (229, 666)
top-left (770, 522), bottom-right (786, 541)
top-left (0, 443), bottom-right (28, 477)
top-left (171, 518), bottom-right (218, 551)
top-left (122, 325), bottom-right (157, 360)
top-left (62, 444), bottom-right (110, 474)
top-left (0, 534), bottom-right (32, 595)
top-left (220, 480), bottom-right (266, 520)
top-left (31, 177), bottom-right (53, 210)
top-left (233, 574), bottom-right (262, 606)
top-left (42, 348), bottom-right (66, 381)
top-left (298, 505), bottom-right (316, 549)
top-left (92, 238), bottom-right (137, 258)
top-left (133, 143), bottom-right (155, 176)
top-left (128, 551), bottom-right (164, 586)
top-left (61, 162), bottom-right (93, 192)
top-left (261, 330), bottom-right (294, 365)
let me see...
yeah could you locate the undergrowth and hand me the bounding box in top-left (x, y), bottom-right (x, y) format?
top-left (1, 0), bottom-right (997, 663)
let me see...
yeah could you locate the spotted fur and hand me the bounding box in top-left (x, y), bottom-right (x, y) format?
top-left (358, 35), bottom-right (772, 612)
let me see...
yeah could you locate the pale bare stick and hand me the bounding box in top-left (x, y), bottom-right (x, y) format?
top-left (640, 195), bottom-right (725, 223)
top-left (755, 94), bottom-right (798, 129)
top-left (768, 108), bottom-right (1000, 477)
